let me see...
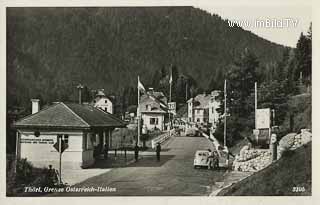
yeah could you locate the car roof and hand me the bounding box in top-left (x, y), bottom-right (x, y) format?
top-left (195, 150), bottom-right (210, 153)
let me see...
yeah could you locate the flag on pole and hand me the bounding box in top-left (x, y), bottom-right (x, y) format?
top-left (138, 77), bottom-right (145, 92)
top-left (169, 68), bottom-right (173, 84)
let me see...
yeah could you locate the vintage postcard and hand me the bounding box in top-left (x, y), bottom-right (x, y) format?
top-left (2, 0), bottom-right (317, 203)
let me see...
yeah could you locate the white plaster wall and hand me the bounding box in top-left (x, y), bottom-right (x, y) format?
top-left (94, 97), bottom-right (113, 114)
top-left (209, 100), bottom-right (221, 127)
top-left (142, 113), bottom-right (164, 131)
top-left (18, 130), bottom-right (87, 169)
top-left (194, 109), bottom-right (204, 124)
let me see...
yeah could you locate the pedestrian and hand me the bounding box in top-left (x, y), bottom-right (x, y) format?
top-left (134, 143), bottom-right (139, 162)
top-left (45, 164), bottom-right (58, 187)
top-left (156, 142), bottom-right (161, 162)
top-left (207, 149), bottom-right (214, 169)
top-left (104, 143), bottom-right (108, 159)
top-left (213, 151), bottom-right (219, 169)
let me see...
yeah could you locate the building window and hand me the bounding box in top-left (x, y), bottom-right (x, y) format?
top-left (212, 108), bottom-right (214, 114)
top-left (93, 100), bottom-right (96, 103)
top-left (197, 118), bottom-right (200, 122)
top-left (105, 107), bottom-right (108, 112)
top-left (150, 118), bottom-right (159, 125)
top-left (105, 100), bottom-right (108, 103)
top-left (63, 134), bottom-right (69, 144)
top-left (57, 134), bottom-right (69, 146)
top-left (197, 110), bottom-right (200, 114)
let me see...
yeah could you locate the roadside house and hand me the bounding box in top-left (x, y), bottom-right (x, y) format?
top-left (208, 90), bottom-right (221, 129)
top-left (139, 89), bottom-right (168, 131)
top-left (13, 100), bottom-right (126, 169)
top-left (92, 89), bottom-right (113, 114)
top-left (187, 90), bottom-right (221, 128)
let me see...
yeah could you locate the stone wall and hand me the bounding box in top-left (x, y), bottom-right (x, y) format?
top-left (277, 129), bottom-right (312, 159)
top-left (233, 148), bottom-right (272, 172)
top-left (233, 129), bottom-right (312, 172)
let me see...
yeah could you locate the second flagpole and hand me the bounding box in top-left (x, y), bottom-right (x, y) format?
top-left (137, 76), bottom-right (140, 146)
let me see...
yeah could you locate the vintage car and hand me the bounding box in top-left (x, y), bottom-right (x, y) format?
top-left (193, 150), bottom-right (219, 169)
top-left (186, 128), bottom-right (201, 137)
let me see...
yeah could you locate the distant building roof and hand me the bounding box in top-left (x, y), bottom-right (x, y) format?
top-left (140, 93), bottom-right (168, 114)
top-left (188, 94), bottom-right (211, 109)
top-left (96, 90), bottom-right (106, 97)
top-left (14, 102), bottom-right (126, 130)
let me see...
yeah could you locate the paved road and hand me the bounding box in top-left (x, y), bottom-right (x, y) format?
top-left (56, 136), bottom-right (228, 196)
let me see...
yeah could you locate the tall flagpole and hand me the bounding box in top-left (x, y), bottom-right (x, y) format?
top-left (137, 76), bottom-right (141, 146)
top-left (224, 79), bottom-right (227, 148)
top-left (169, 66), bottom-right (172, 129)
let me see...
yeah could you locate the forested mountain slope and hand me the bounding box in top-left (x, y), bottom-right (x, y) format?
top-left (7, 7), bottom-right (286, 109)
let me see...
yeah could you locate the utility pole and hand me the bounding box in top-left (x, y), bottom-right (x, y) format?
top-left (169, 65), bottom-right (173, 129)
top-left (185, 81), bottom-right (188, 102)
top-left (137, 76), bottom-right (141, 146)
top-left (255, 82), bottom-right (257, 129)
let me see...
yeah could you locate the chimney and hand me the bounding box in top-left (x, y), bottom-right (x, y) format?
top-left (77, 84), bottom-right (84, 104)
top-left (31, 99), bottom-right (40, 114)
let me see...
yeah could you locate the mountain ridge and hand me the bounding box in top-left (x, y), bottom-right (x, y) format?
top-left (7, 6), bottom-right (286, 108)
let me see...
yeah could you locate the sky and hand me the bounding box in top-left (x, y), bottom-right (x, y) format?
top-left (196, 0), bottom-right (312, 47)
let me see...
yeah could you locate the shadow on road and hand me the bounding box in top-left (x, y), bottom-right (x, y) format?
top-left (128, 155), bottom-right (175, 168)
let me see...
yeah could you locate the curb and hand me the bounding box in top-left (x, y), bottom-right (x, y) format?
top-left (209, 171), bottom-right (254, 196)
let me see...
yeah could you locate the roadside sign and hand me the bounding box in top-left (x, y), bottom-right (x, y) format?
top-left (53, 140), bottom-right (68, 153)
top-left (271, 134), bottom-right (277, 144)
top-left (256, 108), bottom-right (271, 129)
top-left (168, 102), bottom-right (176, 115)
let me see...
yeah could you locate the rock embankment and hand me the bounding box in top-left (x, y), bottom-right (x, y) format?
top-left (277, 129), bottom-right (311, 159)
top-left (233, 146), bottom-right (272, 172)
top-left (232, 129), bottom-right (312, 172)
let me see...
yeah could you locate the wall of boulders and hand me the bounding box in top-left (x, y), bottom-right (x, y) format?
top-left (233, 147), bottom-right (272, 172)
top-left (232, 129), bottom-right (312, 172)
top-left (277, 129), bottom-right (312, 159)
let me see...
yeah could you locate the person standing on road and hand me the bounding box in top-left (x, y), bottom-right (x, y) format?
top-left (207, 149), bottom-right (214, 169)
top-left (156, 142), bottom-right (161, 162)
top-left (134, 143), bottom-right (139, 162)
top-left (45, 165), bottom-right (58, 186)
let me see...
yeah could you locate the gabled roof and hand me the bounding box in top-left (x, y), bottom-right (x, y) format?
top-left (14, 102), bottom-right (126, 130)
top-left (140, 93), bottom-right (168, 114)
top-left (188, 94), bottom-right (211, 109)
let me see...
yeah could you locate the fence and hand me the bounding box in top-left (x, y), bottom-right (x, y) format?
top-left (151, 129), bottom-right (176, 149)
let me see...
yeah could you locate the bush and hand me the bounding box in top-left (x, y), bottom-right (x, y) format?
top-left (16, 158), bottom-right (33, 184)
top-left (7, 158), bottom-right (64, 196)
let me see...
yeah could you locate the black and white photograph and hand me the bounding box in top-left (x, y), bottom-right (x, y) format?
top-left (3, 0), bottom-right (315, 200)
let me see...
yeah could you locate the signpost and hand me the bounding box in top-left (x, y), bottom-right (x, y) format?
top-left (53, 135), bottom-right (68, 185)
top-left (168, 102), bottom-right (176, 115)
